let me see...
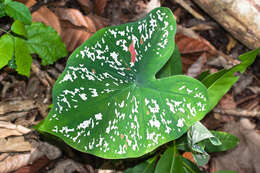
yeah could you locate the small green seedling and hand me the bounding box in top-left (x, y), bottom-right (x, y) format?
top-left (36, 6), bottom-right (260, 172)
top-left (0, 0), bottom-right (67, 77)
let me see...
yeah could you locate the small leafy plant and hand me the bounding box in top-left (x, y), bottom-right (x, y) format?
top-left (0, 0), bottom-right (67, 77)
top-left (36, 7), bottom-right (260, 172)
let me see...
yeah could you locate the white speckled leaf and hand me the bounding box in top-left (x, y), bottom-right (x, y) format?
top-left (37, 7), bottom-right (209, 159)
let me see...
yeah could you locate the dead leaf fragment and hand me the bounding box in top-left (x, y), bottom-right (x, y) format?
top-left (0, 99), bottom-right (36, 115)
top-left (77, 0), bottom-right (93, 14)
top-left (94, 0), bottom-right (107, 15)
top-left (15, 156), bottom-right (50, 173)
top-left (186, 52), bottom-right (207, 77)
top-left (0, 153), bottom-right (31, 173)
top-left (32, 6), bottom-right (62, 35)
top-left (175, 32), bottom-right (215, 54)
top-left (0, 153), bottom-right (8, 162)
top-left (218, 93), bottom-right (236, 110)
top-left (0, 137), bottom-right (32, 152)
top-left (0, 121), bottom-right (31, 134)
top-left (56, 8), bottom-right (107, 51)
top-left (0, 128), bottom-right (23, 138)
top-left (182, 152), bottom-right (195, 163)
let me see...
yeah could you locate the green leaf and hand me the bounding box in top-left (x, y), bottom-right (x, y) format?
top-left (201, 48), bottom-right (260, 111)
top-left (25, 22), bottom-right (67, 65)
top-left (204, 131), bottom-right (239, 153)
top-left (37, 7), bottom-right (209, 159)
top-left (14, 37), bottom-right (32, 77)
top-left (0, 2), bottom-right (5, 18)
top-left (124, 156), bottom-right (157, 173)
top-left (214, 171), bottom-right (237, 173)
top-left (197, 70), bottom-right (210, 81)
top-left (188, 122), bottom-right (221, 147)
top-left (156, 44), bottom-right (182, 78)
top-left (0, 34), bottom-right (14, 69)
top-left (8, 56), bottom-right (16, 69)
top-left (11, 20), bottom-right (27, 37)
top-left (176, 135), bottom-right (190, 151)
top-left (187, 122), bottom-right (221, 166)
top-left (181, 157), bottom-right (202, 173)
top-left (155, 143), bottom-right (184, 173)
top-left (191, 151), bottom-right (209, 166)
top-left (5, 1), bottom-right (32, 24)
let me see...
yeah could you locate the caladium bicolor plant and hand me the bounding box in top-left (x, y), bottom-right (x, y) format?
top-left (37, 7), bottom-right (210, 159)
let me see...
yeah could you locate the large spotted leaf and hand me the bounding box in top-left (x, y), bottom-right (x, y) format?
top-left (37, 7), bottom-right (209, 159)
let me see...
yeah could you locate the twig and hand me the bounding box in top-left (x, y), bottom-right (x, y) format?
top-left (214, 108), bottom-right (260, 118)
top-left (173, 0), bottom-right (205, 21)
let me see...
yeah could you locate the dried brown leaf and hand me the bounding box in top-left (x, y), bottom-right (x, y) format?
top-left (0, 141), bottom-right (61, 173)
top-left (0, 99), bottom-right (36, 115)
top-left (0, 153), bottom-right (31, 173)
top-left (175, 32), bottom-right (215, 54)
top-left (186, 52), bottom-right (207, 77)
top-left (15, 156), bottom-right (50, 173)
top-left (0, 121), bottom-right (31, 134)
top-left (0, 153), bottom-right (9, 162)
top-left (56, 8), bottom-right (91, 28)
top-left (32, 6), bottom-right (62, 35)
top-left (77, 0), bottom-right (93, 13)
top-left (0, 112), bottom-right (27, 122)
top-left (94, 0), bottom-right (108, 15)
top-left (86, 14), bottom-right (108, 31)
top-left (0, 128), bottom-right (23, 138)
top-left (56, 8), bottom-right (107, 51)
top-left (0, 137), bottom-right (32, 152)
top-left (218, 93), bottom-right (236, 110)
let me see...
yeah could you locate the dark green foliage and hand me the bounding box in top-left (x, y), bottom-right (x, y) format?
top-left (0, 0), bottom-right (67, 77)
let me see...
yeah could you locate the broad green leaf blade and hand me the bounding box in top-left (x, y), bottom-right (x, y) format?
top-left (155, 144), bottom-right (184, 173)
top-left (11, 20), bottom-right (27, 37)
top-left (204, 131), bottom-right (239, 153)
top-left (181, 157), bottom-right (202, 173)
top-left (156, 44), bottom-right (182, 78)
top-left (0, 34), bottom-right (14, 69)
top-left (5, 1), bottom-right (31, 24)
top-left (25, 22), bottom-right (67, 65)
top-left (37, 7), bottom-right (209, 159)
top-left (0, 2), bottom-right (5, 18)
top-left (201, 48), bottom-right (260, 111)
top-left (124, 156), bottom-right (157, 173)
top-left (14, 37), bottom-right (32, 77)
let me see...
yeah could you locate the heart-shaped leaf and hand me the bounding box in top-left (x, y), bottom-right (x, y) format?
top-left (37, 7), bottom-right (209, 159)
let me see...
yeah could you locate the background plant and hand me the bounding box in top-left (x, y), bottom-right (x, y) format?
top-left (0, 0), bottom-right (67, 77)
